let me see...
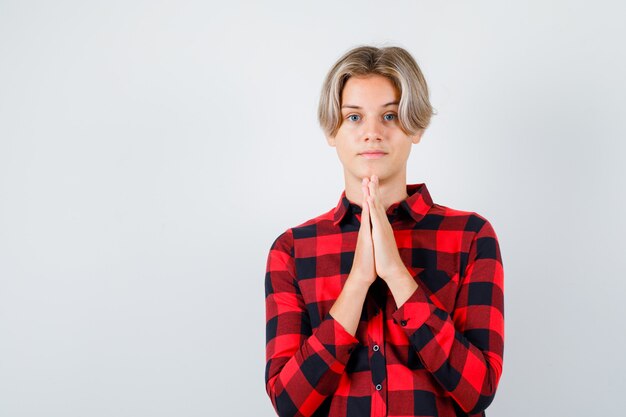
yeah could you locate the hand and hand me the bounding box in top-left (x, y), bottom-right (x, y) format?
top-left (347, 178), bottom-right (377, 286)
top-left (329, 178), bottom-right (377, 336)
top-left (366, 175), bottom-right (410, 282)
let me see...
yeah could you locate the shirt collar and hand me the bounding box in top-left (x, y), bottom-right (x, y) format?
top-left (332, 183), bottom-right (434, 226)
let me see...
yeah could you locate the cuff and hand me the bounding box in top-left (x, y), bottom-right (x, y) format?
top-left (311, 312), bottom-right (360, 366)
top-left (391, 265), bottom-right (438, 333)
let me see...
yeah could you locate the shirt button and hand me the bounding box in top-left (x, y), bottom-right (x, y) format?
top-left (372, 344), bottom-right (380, 352)
top-left (400, 320), bottom-right (407, 327)
top-left (375, 384), bottom-right (382, 391)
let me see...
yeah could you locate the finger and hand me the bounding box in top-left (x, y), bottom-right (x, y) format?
top-left (360, 179), bottom-right (371, 230)
top-left (368, 176), bottom-right (379, 209)
top-left (371, 176), bottom-right (387, 218)
top-left (367, 175), bottom-right (375, 195)
top-left (362, 177), bottom-right (371, 198)
top-left (361, 196), bottom-right (370, 231)
top-left (370, 185), bottom-right (384, 222)
top-left (367, 194), bottom-right (379, 229)
top-left (362, 178), bottom-right (371, 214)
top-left (367, 182), bottom-right (375, 211)
top-left (361, 179), bottom-right (368, 210)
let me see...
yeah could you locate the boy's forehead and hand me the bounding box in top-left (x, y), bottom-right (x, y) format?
top-left (341, 99), bottom-right (399, 110)
top-left (341, 75), bottom-right (400, 108)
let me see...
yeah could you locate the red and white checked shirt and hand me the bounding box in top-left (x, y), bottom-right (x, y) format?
top-left (264, 183), bottom-right (504, 417)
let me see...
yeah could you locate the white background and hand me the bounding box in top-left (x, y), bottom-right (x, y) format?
top-left (1, 1), bottom-right (625, 416)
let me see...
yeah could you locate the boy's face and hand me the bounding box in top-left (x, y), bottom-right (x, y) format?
top-left (327, 74), bottom-right (423, 186)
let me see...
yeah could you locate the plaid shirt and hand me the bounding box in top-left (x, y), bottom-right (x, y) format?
top-left (264, 183), bottom-right (504, 417)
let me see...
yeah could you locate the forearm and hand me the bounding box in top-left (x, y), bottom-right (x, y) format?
top-left (328, 273), bottom-right (371, 336)
top-left (392, 217), bottom-right (505, 414)
top-left (395, 296), bottom-right (503, 414)
top-left (266, 314), bottom-right (360, 416)
top-left (265, 230), bottom-right (360, 416)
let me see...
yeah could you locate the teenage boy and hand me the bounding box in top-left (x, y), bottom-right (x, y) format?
top-left (264, 45), bottom-right (504, 417)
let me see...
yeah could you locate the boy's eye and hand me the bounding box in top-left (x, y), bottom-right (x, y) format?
top-left (347, 114), bottom-right (360, 122)
top-left (384, 113), bottom-right (397, 121)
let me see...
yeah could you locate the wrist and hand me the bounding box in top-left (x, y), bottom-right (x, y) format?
top-left (382, 265), bottom-right (414, 284)
top-left (345, 273), bottom-right (374, 294)
top-left (383, 267), bottom-right (418, 308)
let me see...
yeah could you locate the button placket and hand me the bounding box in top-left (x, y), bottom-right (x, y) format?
top-left (367, 304), bottom-right (386, 399)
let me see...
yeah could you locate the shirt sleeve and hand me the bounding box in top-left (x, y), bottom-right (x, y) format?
top-left (264, 229), bottom-right (360, 417)
top-left (391, 215), bottom-right (504, 415)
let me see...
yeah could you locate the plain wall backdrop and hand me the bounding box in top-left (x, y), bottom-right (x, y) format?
top-left (1, 1), bottom-right (625, 416)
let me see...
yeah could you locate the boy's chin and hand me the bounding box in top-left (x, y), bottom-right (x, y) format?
top-left (361, 167), bottom-right (386, 179)
top-left (354, 171), bottom-right (387, 182)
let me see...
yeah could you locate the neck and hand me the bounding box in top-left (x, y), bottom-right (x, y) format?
top-left (344, 171), bottom-right (409, 211)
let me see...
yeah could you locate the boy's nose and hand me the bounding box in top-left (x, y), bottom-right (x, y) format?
top-left (361, 119), bottom-right (384, 141)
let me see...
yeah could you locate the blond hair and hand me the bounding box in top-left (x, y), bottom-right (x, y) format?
top-left (318, 45), bottom-right (435, 138)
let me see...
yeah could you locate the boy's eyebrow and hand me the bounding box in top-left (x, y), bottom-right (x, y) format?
top-left (341, 101), bottom-right (399, 109)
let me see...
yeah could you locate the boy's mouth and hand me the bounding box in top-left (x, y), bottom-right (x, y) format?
top-left (360, 151), bottom-right (387, 159)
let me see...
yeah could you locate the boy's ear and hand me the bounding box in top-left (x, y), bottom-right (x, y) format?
top-left (326, 135), bottom-right (337, 147)
top-left (410, 129), bottom-right (425, 144)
